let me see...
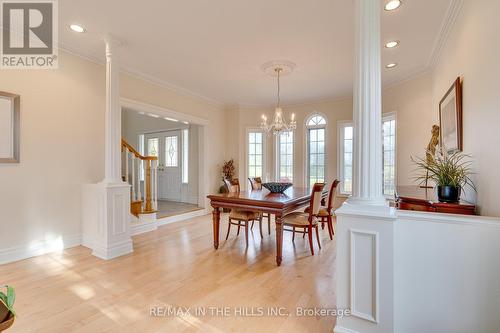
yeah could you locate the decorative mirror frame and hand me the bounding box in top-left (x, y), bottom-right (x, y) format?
top-left (0, 91), bottom-right (20, 163)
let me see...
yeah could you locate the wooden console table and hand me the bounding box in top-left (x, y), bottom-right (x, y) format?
top-left (395, 186), bottom-right (476, 215)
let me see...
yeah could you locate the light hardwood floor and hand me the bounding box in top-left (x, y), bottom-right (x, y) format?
top-left (0, 214), bottom-right (337, 333)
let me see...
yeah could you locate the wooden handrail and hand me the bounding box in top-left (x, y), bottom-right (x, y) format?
top-left (121, 139), bottom-right (158, 160)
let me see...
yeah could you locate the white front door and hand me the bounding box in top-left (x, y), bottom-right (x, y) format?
top-left (145, 130), bottom-right (182, 201)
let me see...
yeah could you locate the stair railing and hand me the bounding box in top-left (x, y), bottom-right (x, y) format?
top-left (121, 139), bottom-right (158, 215)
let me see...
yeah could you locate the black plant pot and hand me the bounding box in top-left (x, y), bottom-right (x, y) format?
top-left (437, 185), bottom-right (461, 203)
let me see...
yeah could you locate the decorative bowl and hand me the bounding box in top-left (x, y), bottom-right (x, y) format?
top-left (262, 182), bottom-right (293, 193)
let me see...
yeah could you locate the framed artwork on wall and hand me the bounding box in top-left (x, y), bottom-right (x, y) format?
top-left (0, 91), bottom-right (20, 163)
top-left (439, 77), bottom-right (463, 153)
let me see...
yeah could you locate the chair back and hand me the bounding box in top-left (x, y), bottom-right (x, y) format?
top-left (248, 177), bottom-right (263, 190)
top-left (307, 183), bottom-right (326, 220)
top-left (326, 179), bottom-right (340, 212)
top-left (223, 178), bottom-right (240, 193)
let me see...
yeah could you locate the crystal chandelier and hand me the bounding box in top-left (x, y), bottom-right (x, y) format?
top-left (260, 67), bottom-right (297, 135)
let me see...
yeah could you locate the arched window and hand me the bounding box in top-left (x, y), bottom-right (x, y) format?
top-left (306, 114), bottom-right (327, 187)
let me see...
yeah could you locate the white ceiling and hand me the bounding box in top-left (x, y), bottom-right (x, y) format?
top-left (59, 0), bottom-right (452, 106)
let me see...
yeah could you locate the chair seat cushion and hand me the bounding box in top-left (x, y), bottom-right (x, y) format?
top-left (304, 206), bottom-right (331, 217)
top-left (229, 209), bottom-right (260, 221)
top-left (283, 212), bottom-right (318, 227)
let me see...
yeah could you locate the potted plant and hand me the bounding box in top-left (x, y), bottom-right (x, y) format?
top-left (412, 149), bottom-right (476, 203)
top-left (219, 159), bottom-right (236, 194)
top-left (0, 286), bottom-right (15, 332)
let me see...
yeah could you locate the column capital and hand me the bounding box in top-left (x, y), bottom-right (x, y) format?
top-left (103, 34), bottom-right (123, 57)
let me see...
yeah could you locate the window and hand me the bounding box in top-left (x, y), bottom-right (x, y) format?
top-left (383, 114), bottom-right (396, 196)
top-left (338, 114), bottom-right (396, 196)
top-left (277, 131), bottom-right (293, 182)
top-left (338, 122), bottom-right (353, 195)
top-left (182, 129), bottom-right (189, 183)
top-left (306, 114), bottom-right (326, 186)
top-left (147, 138), bottom-right (159, 157)
top-left (165, 136), bottom-right (178, 167)
top-left (248, 131), bottom-right (264, 179)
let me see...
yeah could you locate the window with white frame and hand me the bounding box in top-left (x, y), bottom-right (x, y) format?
top-left (306, 114), bottom-right (326, 186)
top-left (383, 114), bottom-right (396, 196)
top-left (165, 136), bottom-right (178, 167)
top-left (277, 131), bottom-right (293, 182)
top-left (182, 129), bottom-right (189, 183)
top-left (338, 115), bottom-right (397, 196)
top-left (248, 131), bottom-right (264, 179)
top-left (338, 122), bottom-right (353, 195)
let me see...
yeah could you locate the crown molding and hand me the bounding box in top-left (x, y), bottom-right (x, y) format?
top-left (57, 43), bottom-right (226, 109)
top-left (426, 0), bottom-right (464, 70)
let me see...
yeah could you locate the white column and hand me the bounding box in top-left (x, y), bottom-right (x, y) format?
top-left (350, 0), bottom-right (385, 206)
top-left (82, 34), bottom-right (133, 261)
top-left (103, 35), bottom-right (123, 184)
top-left (334, 1), bottom-right (396, 333)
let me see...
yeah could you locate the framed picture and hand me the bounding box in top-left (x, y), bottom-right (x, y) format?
top-left (439, 77), bottom-right (463, 153)
top-left (0, 91), bottom-right (20, 163)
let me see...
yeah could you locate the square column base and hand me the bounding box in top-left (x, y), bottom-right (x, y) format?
top-left (82, 182), bottom-right (133, 260)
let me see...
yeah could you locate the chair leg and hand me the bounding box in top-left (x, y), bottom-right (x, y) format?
top-left (225, 220), bottom-right (232, 240)
top-left (321, 219), bottom-right (325, 230)
top-left (259, 217), bottom-right (263, 238)
top-left (315, 225), bottom-right (322, 249)
top-left (292, 226), bottom-right (296, 241)
top-left (251, 220), bottom-right (254, 230)
top-left (308, 225), bottom-right (314, 255)
top-left (327, 216), bottom-right (333, 239)
top-left (268, 215), bottom-right (271, 235)
top-left (237, 221), bottom-right (241, 236)
top-left (245, 222), bottom-right (249, 247)
top-left (329, 216), bottom-right (335, 237)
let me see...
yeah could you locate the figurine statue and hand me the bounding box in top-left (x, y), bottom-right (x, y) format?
top-left (422, 125), bottom-right (440, 188)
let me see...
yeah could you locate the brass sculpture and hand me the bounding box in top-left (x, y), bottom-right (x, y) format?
top-left (422, 125), bottom-right (440, 188)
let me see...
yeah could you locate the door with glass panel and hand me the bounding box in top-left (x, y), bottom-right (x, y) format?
top-left (145, 130), bottom-right (182, 201)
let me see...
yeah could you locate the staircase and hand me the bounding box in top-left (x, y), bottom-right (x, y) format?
top-left (121, 139), bottom-right (158, 217)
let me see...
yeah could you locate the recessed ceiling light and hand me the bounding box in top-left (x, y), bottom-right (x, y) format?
top-left (386, 63), bottom-right (398, 69)
top-left (164, 117), bottom-right (179, 122)
top-left (182, 121), bottom-right (189, 125)
top-left (384, 0), bottom-right (402, 11)
top-left (385, 40), bottom-right (400, 48)
top-left (147, 113), bottom-right (160, 118)
top-left (69, 24), bottom-right (86, 33)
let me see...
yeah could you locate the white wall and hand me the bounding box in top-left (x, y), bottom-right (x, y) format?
top-left (431, 0), bottom-right (500, 217)
top-left (394, 212), bottom-right (500, 333)
top-left (0, 50), bottom-right (226, 263)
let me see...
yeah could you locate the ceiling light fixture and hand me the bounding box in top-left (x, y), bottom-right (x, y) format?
top-left (385, 40), bottom-right (400, 48)
top-left (182, 121), bottom-right (189, 125)
top-left (260, 64), bottom-right (296, 135)
top-left (386, 63), bottom-right (398, 69)
top-left (164, 117), bottom-right (179, 122)
top-left (384, 0), bottom-right (402, 11)
top-left (69, 24), bottom-right (86, 33)
top-left (147, 113), bottom-right (160, 118)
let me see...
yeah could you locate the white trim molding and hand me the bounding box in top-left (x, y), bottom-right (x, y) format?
top-left (350, 229), bottom-right (379, 323)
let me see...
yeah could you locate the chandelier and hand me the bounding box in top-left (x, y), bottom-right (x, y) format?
top-left (260, 66), bottom-right (297, 135)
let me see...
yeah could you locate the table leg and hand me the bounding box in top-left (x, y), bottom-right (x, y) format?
top-left (275, 214), bottom-right (283, 266)
top-left (212, 207), bottom-right (220, 249)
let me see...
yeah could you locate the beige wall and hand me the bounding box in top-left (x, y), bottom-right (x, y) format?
top-left (0, 51), bottom-right (105, 253)
top-left (382, 73), bottom-right (434, 186)
top-left (0, 50), bottom-right (226, 257)
top-left (431, 0), bottom-right (500, 216)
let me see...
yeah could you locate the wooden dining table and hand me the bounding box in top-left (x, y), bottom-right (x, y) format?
top-left (207, 186), bottom-right (325, 266)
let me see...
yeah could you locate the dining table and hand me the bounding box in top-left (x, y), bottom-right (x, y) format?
top-left (207, 186), bottom-right (326, 266)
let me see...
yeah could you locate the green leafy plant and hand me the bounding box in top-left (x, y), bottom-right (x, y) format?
top-left (412, 149), bottom-right (476, 191)
top-left (0, 285), bottom-right (15, 317)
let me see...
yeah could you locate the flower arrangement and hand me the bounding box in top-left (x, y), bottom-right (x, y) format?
top-left (221, 159), bottom-right (235, 181)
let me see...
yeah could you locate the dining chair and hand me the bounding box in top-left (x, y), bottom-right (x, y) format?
top-left (304, 179), bottom-right (340, 240)
top-left (223, 178), bottom-right (263, 246)
top-left (283, 183), bottom-right (325, 255)
top-left (248, 177), bottom-right (272, 235)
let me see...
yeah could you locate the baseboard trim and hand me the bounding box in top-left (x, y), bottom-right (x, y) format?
top-left (92, 239), bottom-right (133, 260)
top-left (131, 220), bottom-right (158, 236)
top-left (0, 233), bottom-right (82, 265)
top-left (333, 326), bottom-right (361, 333)
top-left (157, 208), bottom-right (207, 227)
